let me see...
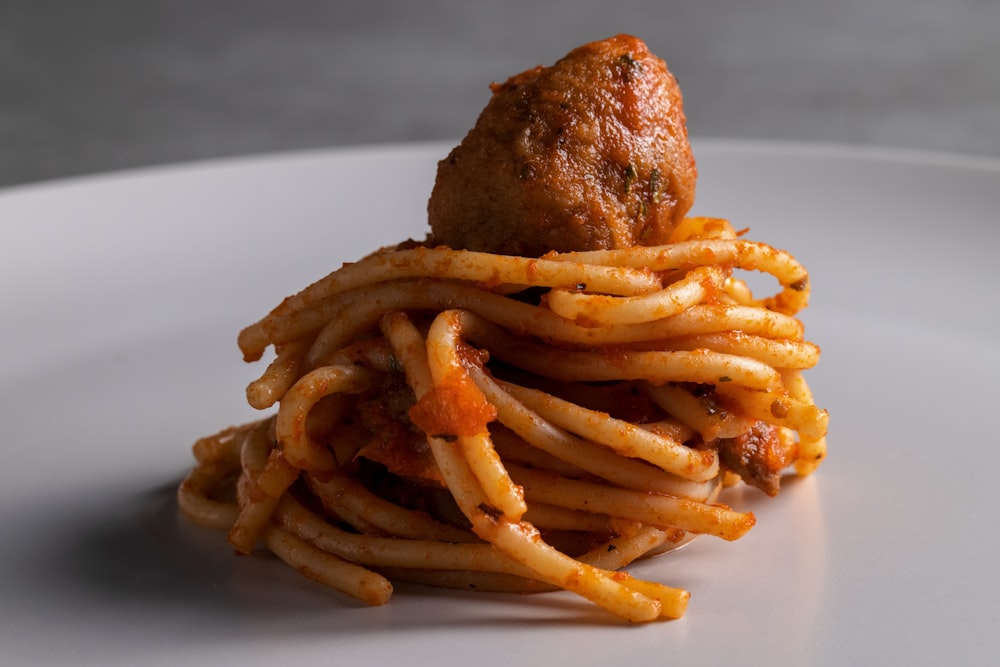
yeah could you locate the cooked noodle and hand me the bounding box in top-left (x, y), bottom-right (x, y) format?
top-left (178, 215), bottom-right (828, 622)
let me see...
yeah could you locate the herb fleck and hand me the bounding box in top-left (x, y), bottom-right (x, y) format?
top-left (649, 168), bottom-right (662, 203)
top-left (624, 163), bottom-right (637, 193)
top-left (618, 53), bottom-right (641, 69)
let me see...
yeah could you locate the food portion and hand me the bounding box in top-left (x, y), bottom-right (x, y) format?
top-left (428, 34), bottom-right (697, 256)
top-left (178, 35), bottom-right (828, 623)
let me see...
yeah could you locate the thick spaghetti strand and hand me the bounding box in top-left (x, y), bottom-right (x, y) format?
top-left (180, 225), bottom-right (827, 623)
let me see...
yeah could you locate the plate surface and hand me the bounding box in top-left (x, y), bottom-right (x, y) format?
top-left (1, 140), bottom-right (998, 665)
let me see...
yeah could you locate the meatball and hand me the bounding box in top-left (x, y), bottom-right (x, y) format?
top-left (427, 34), bottom-right (697, 257)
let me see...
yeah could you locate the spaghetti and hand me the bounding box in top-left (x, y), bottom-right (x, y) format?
top-left (177, 216), bottom-right (827, 622)
top-left (177, 35), bottom-right (827, 622)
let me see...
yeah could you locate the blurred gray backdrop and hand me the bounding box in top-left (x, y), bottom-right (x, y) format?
top-left (3, 0), bottom-right (999, 187)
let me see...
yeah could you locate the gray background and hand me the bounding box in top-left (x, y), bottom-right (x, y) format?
top-left (3, 0), bottom-right (999, 189)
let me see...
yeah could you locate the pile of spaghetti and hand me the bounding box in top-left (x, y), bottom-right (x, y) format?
top-left (177, 35), bottom-right (827, 623)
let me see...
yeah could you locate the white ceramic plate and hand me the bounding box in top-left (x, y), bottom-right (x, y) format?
top-left (1, 140), bottom-right (998, 665)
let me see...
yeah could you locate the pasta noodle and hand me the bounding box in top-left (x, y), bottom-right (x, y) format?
top-left (177, 215), bottom-right (828, 622)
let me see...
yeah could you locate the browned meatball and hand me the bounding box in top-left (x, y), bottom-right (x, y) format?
top-left (427, 34), bottom-right (697, 257)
